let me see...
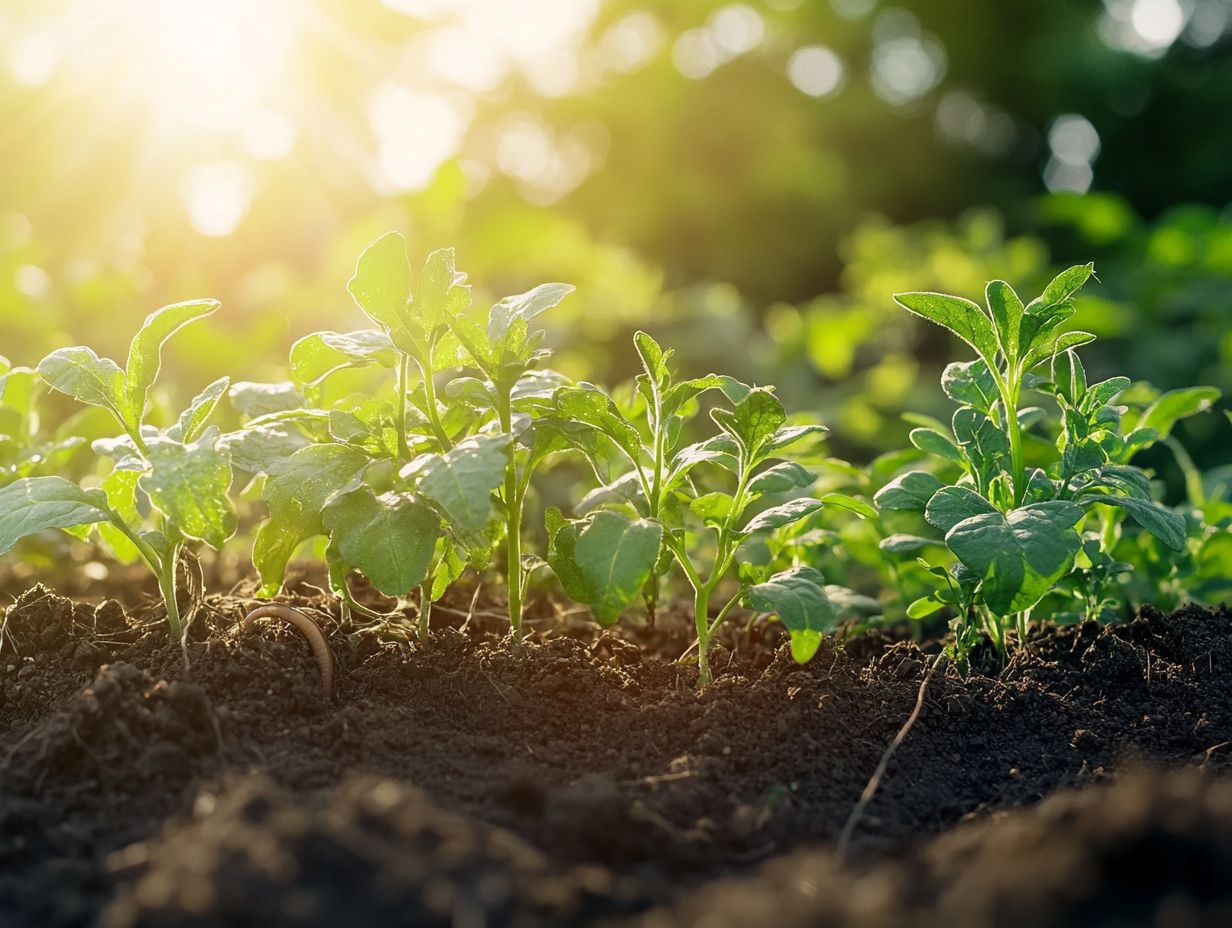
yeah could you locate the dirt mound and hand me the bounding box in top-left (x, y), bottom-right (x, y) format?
top-left (645, 769), bottom-right (1232, 928)
top-left (102, 774), bottom-right (618, 928)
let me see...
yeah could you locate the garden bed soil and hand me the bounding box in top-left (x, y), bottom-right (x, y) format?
top-left (2, 576), bottom-right (1231, 927)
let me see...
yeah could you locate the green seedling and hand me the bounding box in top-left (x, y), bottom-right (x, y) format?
top-left (0, 301), bottom-right (234, 642)
top-left (548, 331), bottom-right (868, 685)
top-left (876, 265), bottom-right (1214, 656)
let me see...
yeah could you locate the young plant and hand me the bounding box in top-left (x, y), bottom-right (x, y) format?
top-left (0, 301), bottom-right (234, 641)
top-left (548, 332), bottom-right (864, 685)
top-left (875, 265), bottom-right (1207, 655)
top-left (246, 232), bottom-right (573, 643)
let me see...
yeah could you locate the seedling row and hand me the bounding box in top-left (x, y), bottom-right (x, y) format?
top-left (0, 234), bottom-right (1224, 684)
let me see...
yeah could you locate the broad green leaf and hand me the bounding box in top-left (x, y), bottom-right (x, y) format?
top-left (945, 501), bottom-right (1084, 615)
top-left (96, 468), bottom-right (142, 564)
top-left (219, 422), bottom-right (312, 475)
top-left (347, 232), bottom-right (413, 336)
top-left (575, 470), bottom-right (646, 516)
top-left (0, 477), bottom-right (113, 555)
top-left (745, 566), bottom-right (836, 663)
top-left (924, 485), bottom-right (997, 532)
top-left (985, 280), bottom-right (1024, 362)
top-left (662, 375), bottom-right (726, 420)
top-left (254, 443), bottom-right (369, 595)
top-left (748, 461), bottom-right (816, 497)
top-left (140, 430), bottom-right (236, 550)
top-left (909, 427), bottom-right (963, 464)
top-left (123, 300), bottom-right (219, 429)
top-left (323, 487), bottom-right (440, 596)
top-left (172, 376), bottom-right (230, 443)
top-left (1138, 387), bottom-right (1221, 439)
top-left (819, 493), bottom-right (877, 518)
top-left (38, 347), bottom-right (126, 421)
top-left (555, 385), bottom-right (644, 463)
top-left (873, 470), bottom-right (944, 511)
top-left (488, 283), bottom-right (574, 344)
top-left (1051, 350), bottom-right (1086, 406)
top-left (879, 534), bottom-right (939, 554)
top-left (710, 389), bottom-right (786, 457)
top-left (402, 433), bottom-right (510, 539)
top-left (952, 408), bottom-right (1011, 489)
top-left (1082, 377), bottom-right (1131, 413)
top-left (290, 330), bottom-right (397, 386)
top-left (664, 435), bottom-right (740, 489)
top-left (412, 247), bottom-right (471, 333)
top-left (741, 497), bottom-right (824, 534)
top-left (763, 423), bottom-right (829, 455)
top-left (1039, 263), bottom-right (1095, 308)
top-left (545, 506), bottom-right (590, 604)
top-left (1095, 496), bottom-right (1187, 551)
top-left (574, 511), bottom-right (663, 624)
top-left (689, 491), bottom-right (734, 524)
top-left (907, 596), bottom-right (947, 619)
top-left (1022, 331), bottom-right (1096, 371)
top-left (941, 359), bottom-right (999, 414)
top-left (893, 291), bottom-right (999, 365)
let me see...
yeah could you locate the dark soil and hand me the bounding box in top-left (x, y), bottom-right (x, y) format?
top-left (2, 576), bottom-right (1231, 927)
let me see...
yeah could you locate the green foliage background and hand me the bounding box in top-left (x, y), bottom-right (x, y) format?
top-left (1, 0), bottom-right (1228, 488)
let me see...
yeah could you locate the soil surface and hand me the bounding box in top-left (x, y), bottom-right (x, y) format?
top-left (2, 575), bottom-right (1231, 927)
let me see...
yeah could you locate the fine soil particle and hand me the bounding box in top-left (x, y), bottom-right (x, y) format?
top-left (2, 579), bottom-right (1231, 927)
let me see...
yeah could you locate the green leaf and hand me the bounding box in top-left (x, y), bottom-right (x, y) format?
top-left (745, 566), bottom-right (836, 663)
top-left (689, 491), bottom-right (734, 525)
top-left (1022, 331), bottom-right (1096, 371)
top-left (1051, 350), bottom-right (1086, 406)
top-left (941, 360), bottom-right (999, 415)
top-left (945, 501), bottom-right (1084, 615)
top-left (893, 291), bottom-right (999, 365)
top-left (254, 443), bottom-right (369, 595)
top-left (985, 280), bottom-right (1024, 362)
top-left (924, 485), bottom-right (997, 532)
top-left (710, 388), bottom-right (786, 457)
top-left (96, 468), bottom-right (143, 564)
top-left (907, 596), bottom-right (947, 619)
top-left (1040, 263), bottom-right (1095, 308)
top-left (347, 232), bottom-right (413, 337)
top-left (573, 511), bottom-right (663, 625)
top-left (909, 427), bottom-right (963, 464)
top-left (323, 487), bottom-right (441, 596)
top-left (402, 433), bottom-right (510, 540)
top-left (228, 381), bottom-right (305, 419)
top-left (0, 477), bottom-right (113, 555)
top-left (172, 376), bottom-right (230, 442)
top-left (38, 347), bottom-right (126, 421)
top-left (819, 493), bottom-right (877, 518)
top-left (748, 462), bottom-right (816, 497)
top-left (952, 408), bottom-right (1011, 488)
top-left (633, 330), bottom-right (671, 385)
top-left (741, 497), bottom-right (824, 534)
top-left (488, 283), bottom-right (574, 344)
top-left (763, 423), bottom-right (829, 454)
top-left (575, 470), bottom-right (646, 516)
top-left (123, 300), bottom-right (220, 429)
top-left (662, 375), bottom-right (726, 420)
top-left (413, 247), bottom-right (471, 333)
top-left (879, 534), bottom-right (939, 554)
top-left (554, 385), bottom-right (644, 464)
top-left (290, 330), bottom-right (397, 386)
top-left (873, 470), bottom-right (944, 511)
top-left (139, 430), bottom-right (236, 550)
top-left (1096, 497), bottom-right (1187, 552)
top-left (545, 506), bottom-right (590, 604)
top-left (1138, 387), bottom-right (1221, 440)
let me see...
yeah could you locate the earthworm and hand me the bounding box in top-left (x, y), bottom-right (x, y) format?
top-left (241, 604), bottom-right (335, 698)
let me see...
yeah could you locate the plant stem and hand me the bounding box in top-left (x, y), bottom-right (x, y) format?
top-left (417, 583), bottom-right (432, 641)
top-left (416, 356), bottom-right (454, 451)
top-left (157, 540), bottom-right (184, 643)
top-left (1003, 374), bottom-right (1026, 508)
top-left (495, 387), bottom-right (524, 647)
top-left (694, 583), bottom-right (712, 687)
top-left (395, 354), bottom-right (412, 460)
